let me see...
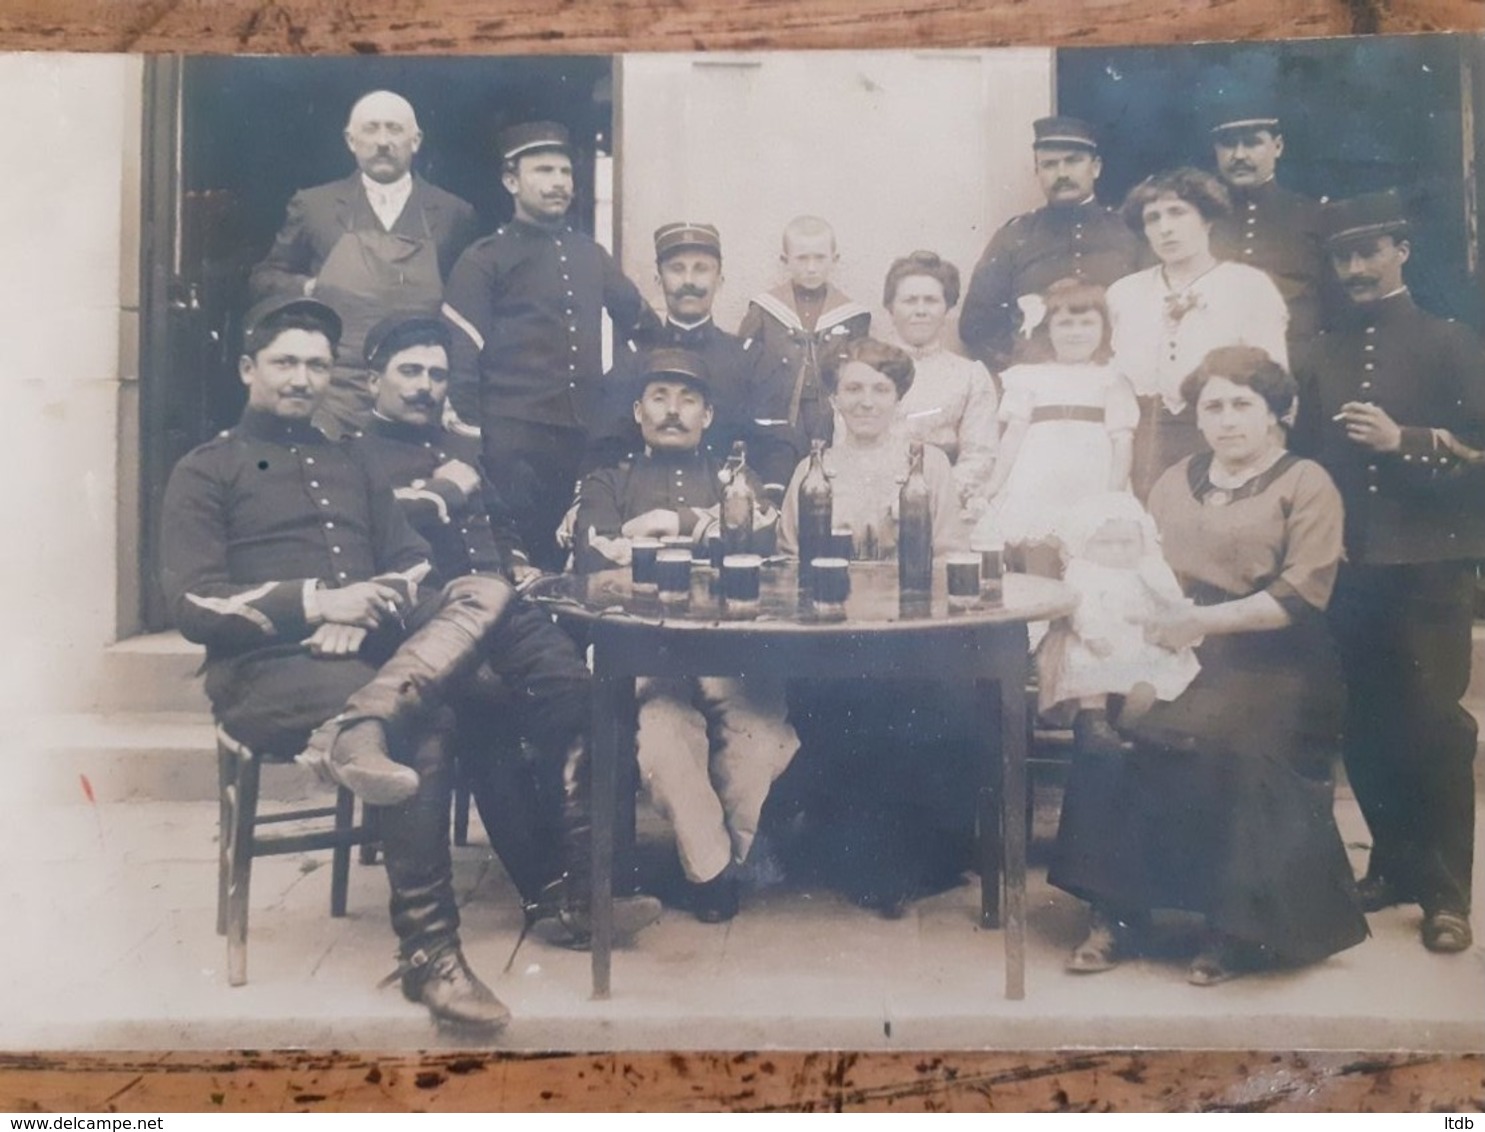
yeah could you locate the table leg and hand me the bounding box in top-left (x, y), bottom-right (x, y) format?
top-left (976, 676), bottom-right (1002, 930)
top-left (590, 670), bottom-right (623, 1000)
top-left (999, 637), bottom-right (1029, 1002)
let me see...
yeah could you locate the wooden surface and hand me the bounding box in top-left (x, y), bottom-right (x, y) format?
top-left (3, 0), bottom-right (1483, 1113)
top-left (0, 0), bottom-right (1479, 53)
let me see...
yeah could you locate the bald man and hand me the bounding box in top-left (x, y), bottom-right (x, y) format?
top-left (250, 90), bottom-right (481, 437)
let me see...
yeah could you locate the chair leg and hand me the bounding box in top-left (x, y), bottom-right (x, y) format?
top-left (216, 741), bottom-right (234, 937)
top-left (226, 742), bottom-right (260, 987)
top-left (330, 785), bottom-right (355, 918)
top-left (453, 774), bottom-right (472, 847)
top-left (360, 802), bottom-right (381, 865)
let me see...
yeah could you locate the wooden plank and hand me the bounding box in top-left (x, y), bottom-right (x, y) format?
top-left (0, 1051), bottom-right (1482, 1111)
top-left (1, 0), bottom-right (1482, 1114)
top-left (0, 0), bottom-right (1450, 54)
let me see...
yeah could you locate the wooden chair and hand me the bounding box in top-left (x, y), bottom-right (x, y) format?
top-left (215, 724), bottom-right (379, 987)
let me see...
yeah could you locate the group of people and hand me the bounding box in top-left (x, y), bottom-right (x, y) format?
top-left (159, 86), bottom-right (1483, 1033)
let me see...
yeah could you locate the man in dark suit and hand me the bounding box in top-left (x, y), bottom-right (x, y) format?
top-left (1300, 190), bottom-right (1485, 955)
top-left (594, 222), bottom-right (760, 471)
top-left (250, 90), bottom-right (481, 438)
top-left (959, 117), bottom-right (1141, 375)
top-left (441, 120), bottom-right (660, 570)
top-left (1208, 106), bottom-right (1327, 339)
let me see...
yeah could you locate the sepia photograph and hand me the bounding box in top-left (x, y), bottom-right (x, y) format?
top-left (1, 33), bottom-right (1482, 1057)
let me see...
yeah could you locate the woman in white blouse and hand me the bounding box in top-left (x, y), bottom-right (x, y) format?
top-left (1106, 168), bottom-right (1289, 498)
top-left (879, 251), bottom-right (1000, 517)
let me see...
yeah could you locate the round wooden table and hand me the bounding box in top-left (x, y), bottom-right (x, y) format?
top-left (538, 560), bottom-right (1077, 1001)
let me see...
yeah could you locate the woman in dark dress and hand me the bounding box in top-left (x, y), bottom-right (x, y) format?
top-left (1049, 345), bottom-right (1368, 984)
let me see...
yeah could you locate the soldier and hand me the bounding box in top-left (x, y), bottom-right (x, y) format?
top-left (593, 222), bottom-right (759, 469)
top-left (348, 312), bottom-right (661, 941)
top-left (1207, 105), bottom-right (1327, 339)
top-left (574, 349), bottom-right (794, 923)
top-left (959, 116), bottom-right (1142, 375)
top-left (441, 121), bottom-right (661, 570)
top-left (1300, 190), bottom-right (1485, 954)
top-left (161, 296), bottom-right (511, 1032)
top-left (250, 90), bottom-right (481, 438)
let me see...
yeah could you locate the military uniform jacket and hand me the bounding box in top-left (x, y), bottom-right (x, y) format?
top-left (348, 416), bottom-right (527, 580)
top-left (1211, 179), bottom-right (1326, 337)
top-left (573, 448), bottom-right (771, 573)
top-left (248, 173), bottom-right (480, 301)
top-left (596, 317), bottom-right (762, 464)
top-left (1297, 291), bottom-right (1485, 565)
top-left (442, 219), bottom-right (661, 433)
top-left (736, 284), bottom-right (872, 489)
top-left (160, 409), bottom-right (434, 662)
top-left (959, 200), bottom-right (1143, 372)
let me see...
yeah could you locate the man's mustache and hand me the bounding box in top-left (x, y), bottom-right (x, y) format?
top-left (1344, 275), bottom-right (1381, 289)
top-left (1227, 160), bottom-right (1256, 172)
top-left (403, 395), bottom-right (438, 409)
top-left (673, 286), bottom-right (709, 299)
top-left (1053, 179), bottom-right (1077, 190)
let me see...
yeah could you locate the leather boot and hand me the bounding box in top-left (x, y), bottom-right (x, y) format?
top-left (525, 735), bottom-right (661, 949)
top-left (380, 726), bottom-right (510, 1031)
top-left (306, 576), bottom-right (515, 805)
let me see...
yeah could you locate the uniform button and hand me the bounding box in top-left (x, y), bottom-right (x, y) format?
top-left (1244, 249), bottom-right (1254, 256)
top-left (332, 545), bottom-right (342, 554)
top-left (569, 382), bottom-right (576, 389)
top-left (305, 457), bottom-right (315, 465)
top-left (571, 344), bottom-right (579, 352)
top-left (1365, 326), bottom-right (1376, 334)
top-left (309, 480), bottom-right (319, 488)
top-left (337, 571), bottom-right (349, 580)
top-left (325, 521), bottom-right (335, 529)
top-left (1364, 363), bottom-right (1375, 371)
top-left (423, 440), bottom-right (432, 448)
top-left (560, 255), bottom-right (567, 263)
top-left (1364, 344), bottom-right (1375, 352)
top-left (1361, 382), bottom-right (1373, 391)
top-left (320, 498), bottom-right (330, 506)
top-left (1404, 453), bottom-right (1413, 462)
top-left (1368, 485), bottom-right (1379, 494)
top-left (289, 447), bottom-right (298, 454)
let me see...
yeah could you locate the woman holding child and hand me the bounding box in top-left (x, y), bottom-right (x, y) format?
top-left (1048, 346), bottom-right (1368, 985)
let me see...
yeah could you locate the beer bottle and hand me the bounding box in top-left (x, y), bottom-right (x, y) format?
top-left (797, 438), bottom-right (833, 587)
top-left (898, 441), bottom-right (933, 593)
top-left (721, 440), bottom-right (755, 557)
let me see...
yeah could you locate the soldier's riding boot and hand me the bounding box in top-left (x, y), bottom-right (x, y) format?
top-left (523, 735), bottom-right (661, 949)
top-left (307, 576), bottom-right (516, 805)
top-left (381, 725), bottom-right (510, 1032)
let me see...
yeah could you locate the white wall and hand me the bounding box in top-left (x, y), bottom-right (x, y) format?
top-left (617, 49), bottom-right (1054, 343)
top-left (0, 54), bottom-right (140, 718)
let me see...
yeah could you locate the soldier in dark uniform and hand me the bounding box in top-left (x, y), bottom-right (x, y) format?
top-left (574, 349), bottom-right (794, 923)
top-left (1298, 190), bottom-right (1485, 954)
top-left (1208, 106), bottom-right (1327, 340)
top-left (348, 313), bottom-right (661, 942)
top-left (593, 222), bottom-right (759, 470)
top-left (161, 297), bottom-right (513, 1032)
top-left (959, 116), bottom-right (1142, 375)
top-left (442, 121), bottom-right (661, 570)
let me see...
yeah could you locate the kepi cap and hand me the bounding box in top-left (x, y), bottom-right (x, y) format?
top-left (1032, 116), bottom-right (1099, 152)
top-left (654, 221), bottom-right (722, 262)
top-left (363, 312), bottom-right (451, 369)
top-left (1321, 189), bottom-right (1410, 247)
top-left (637, 347), bottom-right (712, 399)
top-left (242, 296), bottom-right (342, 353)
top-left (1208, 104), bottom-right (1282, 137)
top-left (500, 120), bottom-right (573, 162)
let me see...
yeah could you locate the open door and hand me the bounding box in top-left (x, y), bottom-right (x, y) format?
top-left (136, 55), bottom-right (614, 631)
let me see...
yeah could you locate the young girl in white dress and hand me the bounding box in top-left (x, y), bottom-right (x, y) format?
top-left (971, 279), bottom-right (1140, 574)
top-left (1036, 491), bottom-right (1201, 754)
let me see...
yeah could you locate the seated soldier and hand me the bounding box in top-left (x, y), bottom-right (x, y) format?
top-left (347, 311), bottom-right (661, 943)
top-left (160, 298), bottom-right (651, 1034)
top-left (574, 349), bottom-right (799, 922)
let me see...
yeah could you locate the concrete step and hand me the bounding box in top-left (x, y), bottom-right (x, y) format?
top-left (17, 711), bottom-right (321, 806)
top-left (97, 631), bottom-right (208, 714)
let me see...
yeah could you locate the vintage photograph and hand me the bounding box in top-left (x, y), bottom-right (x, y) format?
top-left (1, 34), bottom-right (1482, 1053)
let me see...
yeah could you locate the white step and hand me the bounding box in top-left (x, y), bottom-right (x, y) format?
top-left (97, 631), bottom-right (208, 714)
top-left (17, 711), bottom-right (321, 805)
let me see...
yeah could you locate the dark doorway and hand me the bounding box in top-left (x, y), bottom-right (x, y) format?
top-left (137, 55), bottom-right (614, 630)
top-left (1056, 34), bottom-right (1482, 327)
